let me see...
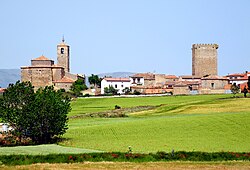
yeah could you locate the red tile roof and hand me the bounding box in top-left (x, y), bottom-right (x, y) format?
top-left (201, 75), bottom-right (229, 80)
top-left (180, 75), bottom-right (202, 79)
top-left (131, 73), bottom-right (155, 80)
top-left (165, 75), bottom-right (178, 79)
top-left (226, 73), bottom-right (245, 77)
top-left (53, 76), bottom-right (75, 83)
top-left (32, 55), bottom-right (51, 61)
top-left (104, 78), bottom-right (130, 82)
top-left (0, 88), bottom-right (6, 93)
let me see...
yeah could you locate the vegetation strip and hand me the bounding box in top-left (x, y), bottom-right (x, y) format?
top-left (0, 151), bottom-right (250, 165)
top-left (69, 106), bottom-right (157, 118)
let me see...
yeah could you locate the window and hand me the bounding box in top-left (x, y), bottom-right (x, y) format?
top-left (121, 84), bottom-right (124, 88)
top-left (61, 48), bottom-right (64, 54)
top-left (115, 84), bottom-right (117, 88)
top-left (211, 83), bottom-right (214, 89)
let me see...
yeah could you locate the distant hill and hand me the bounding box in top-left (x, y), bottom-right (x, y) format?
top-left (0, 69), bottom-right (20, 88)
top-left (97, 72), bottom-right (135, 78)
top-left (85, 72), bottom-right (136, 86)
top-left (0, 70), bottom-right (135, 88)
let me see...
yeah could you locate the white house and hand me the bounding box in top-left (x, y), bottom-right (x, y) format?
top-left (101, 78), bottom-right (132, 94)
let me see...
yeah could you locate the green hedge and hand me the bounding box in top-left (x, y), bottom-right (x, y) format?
top-left (0, 151), bottom-right (250, 165)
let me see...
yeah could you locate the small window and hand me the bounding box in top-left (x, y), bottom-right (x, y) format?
top-left (211, 83), bottom-right (214, 89)
top-left (61, 48), bottom-right (64, 54)
top-left (121, 84), bottom-right (124, 88)
top-left (115, 84), bottom-right (117, 88)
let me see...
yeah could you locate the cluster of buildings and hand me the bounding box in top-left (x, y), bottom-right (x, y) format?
top-left (101, 44), bottom-right (248, 95)
top-left (18, 39), bottom-right (249, 96)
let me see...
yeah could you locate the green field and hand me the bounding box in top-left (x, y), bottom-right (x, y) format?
top-left (0, 144), bottom-right (101, 155)
top-left (59, 94), bottom-right (250, 153)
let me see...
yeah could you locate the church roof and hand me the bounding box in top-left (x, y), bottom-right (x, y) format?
top-left (32, 55), bottom-right (51, 61)
top-left (53, 76), bottom-right (75, 83)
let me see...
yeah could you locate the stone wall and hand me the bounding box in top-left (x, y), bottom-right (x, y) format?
top-left (30, 68), bottom-right (53, 90)
top-left (173, 85), bottom-right (189, 95)
top-left (52, 67), bottom-right (65, 81)
top-left (201, 79), bottom-right (228, 89)
top-left (155, 74), bottom-right (166, 84)
top-left (54, 82), bottom-right (72, 91)
top-left (21, 68), bottom-right (32, 82)
top-left (192, 44), bottom-right (218, 77)
top-left (31, 60), bottom-right (54, 66)
top-left (65, 72), bottom-right (77, 81)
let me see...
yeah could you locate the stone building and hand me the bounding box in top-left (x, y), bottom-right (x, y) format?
top-left (192, 44), bottom-right (219, 77)
top-left (21, 39), bottom-right (81, 91)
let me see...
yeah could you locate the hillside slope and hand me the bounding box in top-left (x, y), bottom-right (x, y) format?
top-left (0, 69), bottom-right (20, 88)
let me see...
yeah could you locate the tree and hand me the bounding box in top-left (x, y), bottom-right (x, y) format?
top-left (230, 83), bottom-right (240, 97)
top-left (88, 74), bottom-right (101, 87)
top-left (247, 76), bottom-right (250, 91)
top-left (242, 86), bottom-right (248, 98)
top-left (0, 81), bottom-right (35, 143)
top-left (70, 79), bottom-right (88, 97)
top-left (30, 86), bottom-right (70, 144)
top-left (0, 81), bottom-right (71, 144)
top-left (122, 87), bottom-right (131, 95)
top-left (104, 85), bottom-right (118, 95)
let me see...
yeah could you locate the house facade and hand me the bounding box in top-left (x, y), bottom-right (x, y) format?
top-left (101, 78), bottom-right (131, 94)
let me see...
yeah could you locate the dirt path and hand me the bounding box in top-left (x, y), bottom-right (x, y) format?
top-left (2, 161), bottom-right (250, 170)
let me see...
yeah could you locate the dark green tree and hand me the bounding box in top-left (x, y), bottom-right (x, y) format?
top-left (243, 86), bottom-right (248, 98)
top-left (122, 87), bottom-right (131, 95)
top-left (0, 81), bottom-right (35, 143)
top-left (104, 85), bottom-right (118, 95)
top-left (30, 86), bottom-right (70, 144)
top-left (88, 74), bottom-right (101, 87)
top-left (247, 76), bottom-right (250, 91)
top-left (230, 83), bottom-right (240, 97)
top-left (70, 79), bottom-right (88, 97)
top-left (0, 81), bottom-right (71, 144)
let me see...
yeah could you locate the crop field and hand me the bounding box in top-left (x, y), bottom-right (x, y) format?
top-left (60, 94), bottom-right (250, 153)
top-left (0, 144), bottom-right (101, 155)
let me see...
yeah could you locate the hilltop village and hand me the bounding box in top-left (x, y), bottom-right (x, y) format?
top-left (19, 39), bottom-right (248, 96)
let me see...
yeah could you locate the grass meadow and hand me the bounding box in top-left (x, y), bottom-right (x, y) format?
top-left (59, 94), bottom-right (250, 153)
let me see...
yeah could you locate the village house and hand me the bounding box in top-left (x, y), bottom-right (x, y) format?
top-left (226, 72), bottom-right (249, 85)
top-left (101, 78), bottom-right (131, 94)
top-left (130, 73), bottom-right (170, 94)
top-left (226, 71), bottom-right (250, 92)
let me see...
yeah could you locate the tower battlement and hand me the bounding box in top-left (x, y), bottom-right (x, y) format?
top-left (192, 44), bottom-right (219, 49)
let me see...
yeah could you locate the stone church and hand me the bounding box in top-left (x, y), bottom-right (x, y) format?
top-left (21, 38), bottom-right (82, 91)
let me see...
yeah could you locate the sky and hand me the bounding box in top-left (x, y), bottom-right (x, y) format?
top-left (1, 0), bottom-right (250, 76)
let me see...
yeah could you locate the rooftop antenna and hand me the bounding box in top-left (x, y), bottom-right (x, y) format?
top-left (62, 35), bottom-right (65, 43)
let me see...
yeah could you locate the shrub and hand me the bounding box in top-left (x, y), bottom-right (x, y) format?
top-left (133, 90), bottom-right (141, 95)
top-left (115, 105), bottom-right (121, 109)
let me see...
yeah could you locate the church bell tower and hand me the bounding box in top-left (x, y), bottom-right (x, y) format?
top-left (57, 37), bottom-right (70, 72)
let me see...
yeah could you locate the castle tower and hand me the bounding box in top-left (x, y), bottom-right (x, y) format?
top-left (57, 37), bottom-right (70, 72)
top-left (192, 44), bottom-right (219, 77)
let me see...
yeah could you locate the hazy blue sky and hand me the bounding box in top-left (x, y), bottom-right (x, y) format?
top-left (1, 0), bottom-right (250, 76)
